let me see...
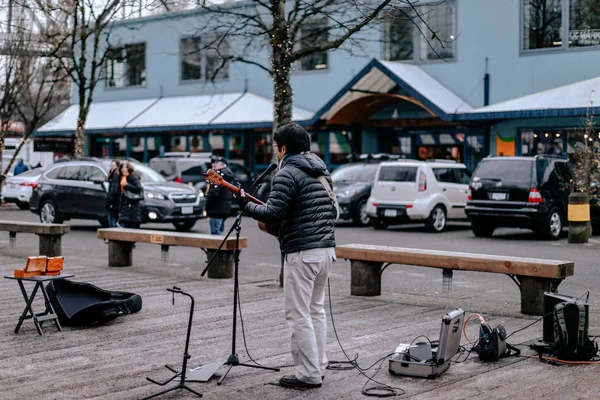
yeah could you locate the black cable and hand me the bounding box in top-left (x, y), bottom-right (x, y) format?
top-left (327, 279), bottom-right (405, 397)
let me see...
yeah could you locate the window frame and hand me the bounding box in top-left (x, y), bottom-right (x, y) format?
top-left (105, 42), bottom-right (147, 89)
top-left (179, 34), bottom-right (230, 83)
top-left (297, 17), bottom-right (330, 72)
top-left (520, 0), bottom-right (600, 55)
top-left (381, 0), bottom-right (457, 64)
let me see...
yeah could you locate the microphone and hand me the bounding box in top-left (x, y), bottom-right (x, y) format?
top-left (249, 163), bottom-right (277, 195)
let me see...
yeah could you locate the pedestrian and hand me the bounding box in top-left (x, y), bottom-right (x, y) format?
top-left (240, 123), bottom-right (337, 389)
top-left (106, 159), bottom-right (121, 228)
top-left (14, 159), bottom-right (29, 175)
top-left (118, 161), bottom-right (143, 229)
top-left (205, 156), bottom-right (234, 235)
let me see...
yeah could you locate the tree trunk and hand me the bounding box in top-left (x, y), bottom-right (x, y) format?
top-left (75, 116), bottom-right (86, 157)
top-left (271, 1), bottom-right (294, 287)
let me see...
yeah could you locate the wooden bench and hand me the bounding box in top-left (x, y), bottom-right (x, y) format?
top-left (96, 228), bottom-right (247, 278)
top-left (335, 244), bottom-right (574, 316)
top-left (0, 220), bottom-right (70, 257)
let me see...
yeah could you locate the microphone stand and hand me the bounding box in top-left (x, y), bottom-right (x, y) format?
top-left (187, 170), bottom-right (280, 385)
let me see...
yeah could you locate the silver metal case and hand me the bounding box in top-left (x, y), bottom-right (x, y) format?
top-left (389, 308), bottom-right (464, 379)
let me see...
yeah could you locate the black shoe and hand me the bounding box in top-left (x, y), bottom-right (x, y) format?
top-left (279, 375), bottom-right (322, 389)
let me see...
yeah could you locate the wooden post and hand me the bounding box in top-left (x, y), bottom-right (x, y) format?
top-left (38, 234), bottom-right (61, 257)
top-left (519, 277), bottom-right (556, 315)
top-left (351, 260), bottom-right (383, 296)
top-left (206, 249), bottom-right (233, 279)
top-left (9, 231), bottom-right (16, 247)
top-left (108, 241), bottom-right (133, 267)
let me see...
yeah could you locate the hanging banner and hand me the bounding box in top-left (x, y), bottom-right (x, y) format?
top-left (495, 133), bottom-right (515, 156)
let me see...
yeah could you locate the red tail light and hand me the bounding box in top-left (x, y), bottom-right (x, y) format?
top-left (174, 177), bottom-right (182, 183)
top-left (20, 182), bottom-right (38, 189)
top-left (528, 189), bottom-right (542, 203)
top-left (418, 172), bottom-right (427, 192)
top-left (467, 186), bottom-right (472, 201)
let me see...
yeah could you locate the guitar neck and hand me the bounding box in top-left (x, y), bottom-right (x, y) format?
top-left (214, 177), bottom-right (265, 206)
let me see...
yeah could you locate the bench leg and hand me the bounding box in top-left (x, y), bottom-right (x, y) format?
top-left (519, 277), bottom-right (558, 316)
top-left (108, 241), bottom-right (133, 267)
top-left (9, 231), bottom-right (16, 248)
top-left (161, 245), bottom-right (169, 264)
top-left (38, 234), bottom-right (61, 257)
top-left (206, 249), bottom-right (234, 279)
top-left (351, 260), bottom-right (383, 296)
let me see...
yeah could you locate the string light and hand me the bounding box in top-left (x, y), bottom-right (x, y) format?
top-left (75, 117), bottom-right (86, 157)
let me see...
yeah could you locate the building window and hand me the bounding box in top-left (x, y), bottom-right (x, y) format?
top-left (383, 8), bottom-right (415, 61)
top-left (523, 0), bottom-right (600, 51)
top-left (521, 130), bottom-right (565, 156)
top-left (180, 35), bottom-right (229, 81)
top-left (569, 0), bottom-right (600, 47)
top-left (523, 0), bottom-right (563, 50)
top-left (105, 43), bottom-right (146, 88)
top-left (204, 33), bottom-right (230, 80)
top-left (300, 18), bottom-right (328, 71)
top-left (181, 37), bottom-right (202, 81)
top-left (383, 1), bottom-right (456, 62)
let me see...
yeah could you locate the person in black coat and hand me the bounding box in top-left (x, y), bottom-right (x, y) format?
top-left (205, 156), bottom-right (234, 235)
top-left (106, 160), bottom-right (121, 228)
top-left (240, 123), bottom-right (337, 389)
top-left (118, 161), bottom-right (143, 229)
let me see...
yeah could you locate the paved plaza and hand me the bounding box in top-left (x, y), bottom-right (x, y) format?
top-left (1, 207), bottom-right (600, 399)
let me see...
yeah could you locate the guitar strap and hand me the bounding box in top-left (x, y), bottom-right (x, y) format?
top-left (317, 175), bottom-right (340, 220)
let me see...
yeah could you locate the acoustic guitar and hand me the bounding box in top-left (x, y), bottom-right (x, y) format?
top-left (205, 169), bottom-right (279, 237)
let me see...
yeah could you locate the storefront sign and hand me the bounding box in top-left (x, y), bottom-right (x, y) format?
top-left (33, 138), bottom-right (73, 153)
top-left (569, 29), bottom-right (600, 46)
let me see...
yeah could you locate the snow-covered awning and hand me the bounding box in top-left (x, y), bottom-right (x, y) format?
top-left (310, 58), bottom-right (472, 124)
top-left (35, 92), bottom-right (314, 136)
top-left (35, 98), bottom-right (159, 136)
top-left (455, 77), bottom-right (600, 121)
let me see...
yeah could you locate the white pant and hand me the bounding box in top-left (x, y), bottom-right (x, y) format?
top-left (284, 247), bottom-right (336, 384)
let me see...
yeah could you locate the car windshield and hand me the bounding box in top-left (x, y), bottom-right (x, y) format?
top-left (101, 160), bottom-right (167, 183)
top-left (474, 160), bottom-right (533, 184)
top-left (332, 164), bottom-right (379, 183)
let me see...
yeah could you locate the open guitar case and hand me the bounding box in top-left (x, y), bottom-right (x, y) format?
top-left (46, 279), bottom-right (142, 327)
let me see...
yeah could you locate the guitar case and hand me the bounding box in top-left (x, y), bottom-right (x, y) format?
top-left (46, 279), bottom-right (142, 326)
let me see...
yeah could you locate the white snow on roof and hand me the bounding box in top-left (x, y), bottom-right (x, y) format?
top-left (126, 92), bottom-right (241, 128)
top-left (211, 92), bottom-right (313, 125)
top-left (37, 98), bottom-right (158, 132)
top-left (466, 77), bottom-right (600, 114)
top-left (379, 60), bottom-right (473, 114)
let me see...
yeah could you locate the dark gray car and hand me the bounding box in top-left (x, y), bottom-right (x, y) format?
top-left (29, 159), bottom-right (205, 231)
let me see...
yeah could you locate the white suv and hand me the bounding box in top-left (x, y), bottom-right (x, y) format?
top-left (366, 160), bottom-right (471, 232)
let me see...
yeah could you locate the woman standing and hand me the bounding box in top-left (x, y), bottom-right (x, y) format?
top-left (118, 161), bottom-right (143, 229)
top-left (106, 160), bottom-right (121, 228)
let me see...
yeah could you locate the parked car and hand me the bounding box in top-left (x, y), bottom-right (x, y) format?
top-left (331, 162), bottom-right (380, 226)
top-left (366, 160), bottom-right (471, 232)
top-left (29, 158), bottom-right (205, 231)
top-left (1, 167), bottom-right (44, 209)
top-left (465, 155), bottom-right (599, 240)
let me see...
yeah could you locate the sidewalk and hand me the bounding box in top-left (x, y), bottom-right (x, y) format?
top-left (2, 248), bottom-right (599, 400)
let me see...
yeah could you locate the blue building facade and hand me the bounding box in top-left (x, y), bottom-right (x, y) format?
top-left (37, 0), bottom-right (600, 172)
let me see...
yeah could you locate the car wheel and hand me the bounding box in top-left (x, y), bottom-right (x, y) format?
top-left (542, 207), bottom-right (563, 240)
top-left (471, 219), bottom-right (495, 237)
top-left (352, 199), bottom-right (371, 226)
top-left (425, 205), bottom-right (446, 233)
top-left (40, 199), bottom-right (63, 224)
top-left (371, 218), bottom-right (388, 230)
top-left (173, 220), bottom-right (197, 231)
top-left (17, 202), bottom-right (29, 210)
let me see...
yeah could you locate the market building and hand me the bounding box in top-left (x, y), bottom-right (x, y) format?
top-left (36, 0), bottom-right (600, 172)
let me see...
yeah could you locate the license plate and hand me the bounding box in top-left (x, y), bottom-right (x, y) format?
top-left (9, 184), bottom-right (15, 189)
top-left (181, 206), bottom-right (194, 214)
top-left (491, 192), bottom-right (508, 201)
top-left (384, 209), bottom-right (398, 217)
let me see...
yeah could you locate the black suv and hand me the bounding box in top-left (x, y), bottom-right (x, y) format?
top-left (466, 155), bottom-right (598, 240)
top-left (29, 158), bottom-right (206, 231)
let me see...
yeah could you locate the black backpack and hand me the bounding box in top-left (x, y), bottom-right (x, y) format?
top-left (553, 301), bottom-right (598, 361)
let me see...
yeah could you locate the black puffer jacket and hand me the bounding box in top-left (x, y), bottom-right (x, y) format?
top-left (106, 172), bottom-right (121, 212)
top-left (205, 167), bottom-right (234, 218)
top-left (119, 174), bottom-right (143, 223)
top-left (244, 153), bottom-right (336, 254)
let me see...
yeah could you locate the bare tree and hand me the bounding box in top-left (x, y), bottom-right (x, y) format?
top-left (40, 0), bottom-right (121, 157)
